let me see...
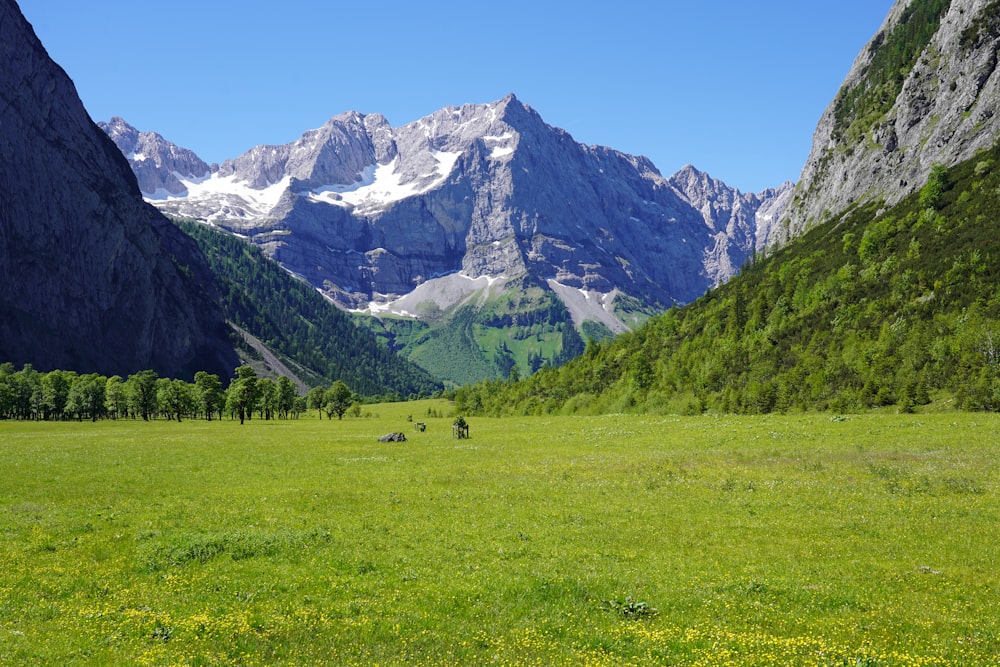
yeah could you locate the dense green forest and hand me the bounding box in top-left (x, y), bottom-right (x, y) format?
top-left (457, 143), bottom-right (1000, 416)
top-left (174, 219), bottom-right (442, 398)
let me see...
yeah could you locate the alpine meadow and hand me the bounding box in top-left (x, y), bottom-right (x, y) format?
top-left (2, 407), bottom-right (1000, 665)
top-left (4, 0), bottom-right (1000, 665)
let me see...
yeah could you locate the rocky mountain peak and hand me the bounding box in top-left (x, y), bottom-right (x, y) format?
top-left (101, 115), bottom-right (140, 152)
top-left (668, 166), bottom-right (793, 280)
top-left (670, 165), bottom-right (736, 203)
top-left (105, 95), bottom-right (792, 329)
top-left (97, 116), bottom-right (211, 196)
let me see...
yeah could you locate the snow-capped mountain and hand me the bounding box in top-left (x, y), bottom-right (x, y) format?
top-left (106, 95), bottom-right (790, 331)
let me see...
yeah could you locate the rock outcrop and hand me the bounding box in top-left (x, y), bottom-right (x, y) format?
top-left (778, 0), bottom-right (1000, 243)
top-left (0, 1), bottom-right (238, 378)
top-left (668, 165), bottom-right (793, 284)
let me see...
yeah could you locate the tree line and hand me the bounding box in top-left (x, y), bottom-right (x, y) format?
top-left (0, 362), bottom-right (359, 423)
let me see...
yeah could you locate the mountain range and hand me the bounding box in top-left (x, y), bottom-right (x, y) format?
top-left (103, 99), bottom-right (793, 316)
top-left (101, 99), bottom-right (791, 384)
top-left (7, 0), bottom-right (997, 404)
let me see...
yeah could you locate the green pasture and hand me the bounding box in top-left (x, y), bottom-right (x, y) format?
top-left (1, 406), bottom-right (999, 665)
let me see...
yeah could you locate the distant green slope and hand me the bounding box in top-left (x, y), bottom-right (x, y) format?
top-left (356, 279), bottom-right (587, 387)
top-left (174, 219), bottom-right (442, 398)
top-left (458, 143), bottom-right (1000, 415)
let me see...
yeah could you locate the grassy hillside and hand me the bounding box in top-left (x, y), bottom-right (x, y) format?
top-left (358, 279), bottom-right (586, 387)
top-left (458, 143), bottom-right (1000, 415)
top-left (2, 412), bottom-right (998, 665)
top-left (175, 219), bottom-right (442, 398)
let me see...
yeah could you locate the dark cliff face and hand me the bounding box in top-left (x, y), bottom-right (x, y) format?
top-left (0, 1), bottom-right (237, 378)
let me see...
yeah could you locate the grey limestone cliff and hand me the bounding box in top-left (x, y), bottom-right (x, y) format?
top-left (0, 1), bottom-right (237, 377)
top-left (778, 0), bottom-right (1000, 243)
top-left (668, 165), bottom-right (793, 284)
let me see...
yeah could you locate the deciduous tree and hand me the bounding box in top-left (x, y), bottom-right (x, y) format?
top-left (193, 371), bottom-right (224, 421)
top-left (226, 366), bottom-right (258, 425)
top-left (277, 376), bottom-right (297, 419)
top-left (324, 380), bottom-right (353, 420)
top-left (127, 370), bottom-right (158, 421)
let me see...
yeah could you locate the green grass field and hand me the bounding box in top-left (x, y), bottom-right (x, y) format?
top-left (2, 405), bottom-right (999, 665)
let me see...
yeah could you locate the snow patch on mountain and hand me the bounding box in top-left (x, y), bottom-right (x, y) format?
top-left (146, 172), bottom-right (292, 221)
top-left (306, 150), bottom-right (462, 212)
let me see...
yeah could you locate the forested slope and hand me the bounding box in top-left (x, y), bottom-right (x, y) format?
top-left (457, 144), bottom-right (1000, 415)
top-left (175, 219), bottom-right (442, 398)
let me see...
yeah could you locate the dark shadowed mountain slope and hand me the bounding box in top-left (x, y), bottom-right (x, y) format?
top-left (0, 1), bottom-right (237, 378)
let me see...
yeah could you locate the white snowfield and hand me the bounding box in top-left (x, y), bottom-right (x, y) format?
top-left (145, 151), bottom-right (464, 218)
top-left (546, 280), bottom-right (629, 335)
top-left (306, 151), bottom-right (462, 213)
top-left (349, 272), bottom-right (510, 319)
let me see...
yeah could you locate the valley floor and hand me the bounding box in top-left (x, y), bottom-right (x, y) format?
top-left (1, 405), bottom-right (998, 665)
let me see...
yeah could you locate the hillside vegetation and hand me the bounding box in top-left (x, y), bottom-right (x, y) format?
top-left (458, 143), bottom-right (1000, 416)
top-left (358, 279), bottom-right (587, 387)
top-left (175, 219), bottom-right (442, 398)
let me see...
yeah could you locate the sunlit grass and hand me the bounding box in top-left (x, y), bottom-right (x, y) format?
top-left (1, 406), bottom-right (998, 664)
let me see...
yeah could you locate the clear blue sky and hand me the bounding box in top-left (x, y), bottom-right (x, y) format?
top-left (18, 0), bottom-right (894, 193)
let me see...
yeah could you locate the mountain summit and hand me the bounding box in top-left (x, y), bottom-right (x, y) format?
top-left (99, 116), bottom-right (212, 196)
top-left (108, 95), bottom-right (790, 328)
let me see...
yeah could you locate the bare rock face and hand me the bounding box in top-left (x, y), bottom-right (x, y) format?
top-left (0, 2), bottom-right (237, 377)
top-left (109, 95), bottom-right (790, 326)
top-left (668, 165), bottom-right (793, 284)
top-left (778, 0), bottom-right (1000, 243)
